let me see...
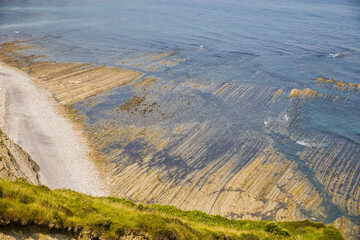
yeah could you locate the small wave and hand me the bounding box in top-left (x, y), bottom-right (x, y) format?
top-left (296, 140), bottom-right (314, 147)
top-left (328, 53), bottom-right (342, 58)
top-left (296, 139), bottom-right (322, 148)
top-left (264, 117), bottom-right (272, 127)
top-left (198, 45), bottom-right (205, 50)
top-left (284, 114), bottom-right (289, 122)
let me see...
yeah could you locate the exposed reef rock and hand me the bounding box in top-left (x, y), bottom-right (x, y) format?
top-left (298, 133), bottom-right (360, 217)
top-left (131, 77), bottom-right (157, 93)
top-left (213, 83), bottom-right (229, 95)
top-left (0, 41), bottom-right (142, 105)
top-left (289, 88), bottom-right (318, 99)
top-left (270, 89), bottom-right (283, 102)
top-left (119, 50), bottom-right (186, 72)
top-left (89, 82), bottom-right (332, 224)
top-left (317, 77), bottom-right (360, 91)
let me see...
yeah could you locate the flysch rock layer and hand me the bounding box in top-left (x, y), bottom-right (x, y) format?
top-left (0, 127), bottom-right (40, 185)
top-left (0, 40), bottom-right (359, 240)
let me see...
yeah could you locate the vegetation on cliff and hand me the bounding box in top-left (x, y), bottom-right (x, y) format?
top-left (0, 179), bottom-right (344, 240)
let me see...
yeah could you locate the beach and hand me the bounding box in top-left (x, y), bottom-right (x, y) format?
top-left (0, 62), bottom-right (105, 196)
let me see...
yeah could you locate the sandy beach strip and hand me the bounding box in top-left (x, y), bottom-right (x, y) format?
top-left (0, 62), bottom-right (106, 196)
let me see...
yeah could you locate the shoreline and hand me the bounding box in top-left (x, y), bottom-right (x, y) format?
top-left (0, 61), bottom-right (106, 196)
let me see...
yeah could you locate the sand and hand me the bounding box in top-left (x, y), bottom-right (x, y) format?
top-left (0, 62), bottom-right (106, 196)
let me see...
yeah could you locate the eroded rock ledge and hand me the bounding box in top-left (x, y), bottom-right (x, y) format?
top-left (0, 128), bottom-right (40, 185)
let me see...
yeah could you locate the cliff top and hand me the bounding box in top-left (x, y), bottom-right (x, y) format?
top-left (0, 179), bottom-right (344, 240)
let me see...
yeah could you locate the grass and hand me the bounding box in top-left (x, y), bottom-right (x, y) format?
top-left (0, 179), bottom-right (344, 240)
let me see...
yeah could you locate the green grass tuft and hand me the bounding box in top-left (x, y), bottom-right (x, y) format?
top-left (0, 179), bottom-right (344, 240)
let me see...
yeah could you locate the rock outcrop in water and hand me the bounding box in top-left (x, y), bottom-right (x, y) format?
top-left (289, 88), bottom-right (318, 99)
top-left (120, 50), bottom-right (186, 71)
top-left (316, 77), bottom-right (360, 91)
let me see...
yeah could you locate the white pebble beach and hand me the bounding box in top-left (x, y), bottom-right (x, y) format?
top-left (0, 62), bottom-right (106, 196)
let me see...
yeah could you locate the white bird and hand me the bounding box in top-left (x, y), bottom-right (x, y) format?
top-left (14, 31), bottom-right (19, 34)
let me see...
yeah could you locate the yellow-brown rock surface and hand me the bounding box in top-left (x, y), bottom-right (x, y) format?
top-left (0, 128), bottom-right (40, 184)
top-left (317, 77), bottom-right (360, 91)
top-left (289, 88), bottom-right (318, 99)
top-left (0, 41), bottom-right (142, 105)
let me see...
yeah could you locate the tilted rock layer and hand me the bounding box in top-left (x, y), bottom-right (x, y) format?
top-left (0, 128), bottom-right (40, 185)
top-left (0, 40), bottom-right (359, 239)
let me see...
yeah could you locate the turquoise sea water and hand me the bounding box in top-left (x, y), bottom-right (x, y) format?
top-left (1, 0), bottom-right (360, 224)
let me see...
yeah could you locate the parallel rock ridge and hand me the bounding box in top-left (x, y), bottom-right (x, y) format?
top-left (94, 83), bottom-right (324, 223)
top-left (0, 128), bottom-right (40, 185)
top-left (0, 40), bottom-right (359, 239)
top-left (289, 88), bottom-right (318, 99)
top-left (86, 78), bottom-right (359, 240)
top-left (0, 41), bottom-right (142, 105)
top-left (316, 77), bottom-right (360, 91)
top-left (120, 50), bottom-right (186, 72)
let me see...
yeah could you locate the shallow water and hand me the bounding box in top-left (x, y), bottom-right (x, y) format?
top-left (1, 0), bottom-right (360, 227)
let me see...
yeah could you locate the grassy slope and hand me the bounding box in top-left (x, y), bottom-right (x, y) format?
top-left (0, 179), bottom-right (344, 240)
